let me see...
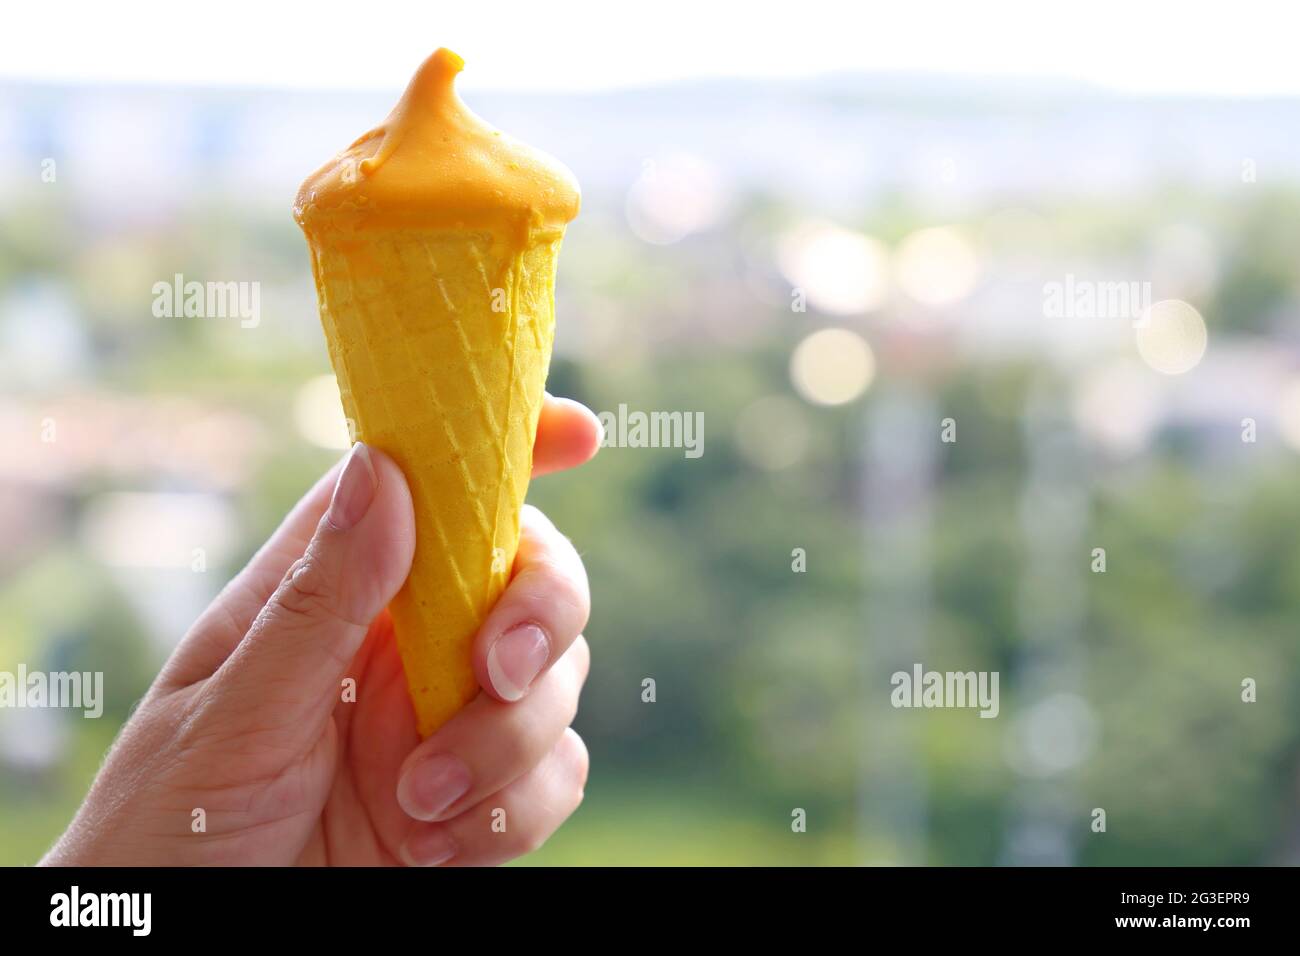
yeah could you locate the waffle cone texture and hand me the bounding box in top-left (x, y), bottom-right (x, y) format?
top-left (306, 227), bottom-right (562, 736)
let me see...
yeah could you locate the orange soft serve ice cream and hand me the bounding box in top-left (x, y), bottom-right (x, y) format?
top-left (295, 48), bottom-right (580, 736)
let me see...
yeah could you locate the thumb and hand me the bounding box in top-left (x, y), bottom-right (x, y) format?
top-left (204, 442), bottom-right (415, 748)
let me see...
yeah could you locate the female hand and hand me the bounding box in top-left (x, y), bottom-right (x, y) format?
top-left (42, 395), bottom-right (601, 866)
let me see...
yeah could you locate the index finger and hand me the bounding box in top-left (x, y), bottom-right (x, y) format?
top-left (167, 393), bottom-right (597, 688)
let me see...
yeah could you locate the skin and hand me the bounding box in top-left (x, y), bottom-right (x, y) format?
top-left (42, 394), bottom-right (601, 867)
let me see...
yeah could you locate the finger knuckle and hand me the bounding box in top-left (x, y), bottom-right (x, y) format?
top-left (562, 728), bottom-right (590, 793)
top-left (496, 809), bottom-right (548, 858)
top-left (557, 573), bottom-right (591, 627)
top-left (569, 635), bottom-right (592, 684)
top-left (274, 558), bottom-right (333, 621)
top-left (495, 710), bottom-right (547, 771)
top-left (559, 664), bottom-right (584, 727)
top-left (524, 559), bottom-right (590, 626)
top-left (266, 553), bottom-right (360, 632)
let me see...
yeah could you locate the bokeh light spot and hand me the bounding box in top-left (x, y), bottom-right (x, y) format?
top-left (625, 153), bottom-right (729, 245)
top-left (1135, 299), bottom-right (1208, 375)
top-left (790, 328), bottom-right (876, 406)
top-left (895, 226), bottom-right (980, 307)
top-left (777, 221), bottom-right (889, 315)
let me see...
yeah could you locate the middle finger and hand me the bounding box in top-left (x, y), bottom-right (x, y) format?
top-left (396, 636), bottom-right (591, 823)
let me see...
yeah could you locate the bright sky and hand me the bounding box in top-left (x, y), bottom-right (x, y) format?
top-left (3, 0), bottom-right (1297, 96)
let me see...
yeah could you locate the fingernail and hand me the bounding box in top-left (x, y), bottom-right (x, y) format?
top-left (400, 828), bottom-right (458, 867)
top-left (486, 623), bottom-right (550, 701)
top-left (326, 442), bottom-right (376, 531)
top-left (397, 753), bottom-right (472, 822)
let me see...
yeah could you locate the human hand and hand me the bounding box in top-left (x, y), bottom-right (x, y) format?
top-left (42, 395), bottom-right (600, 866)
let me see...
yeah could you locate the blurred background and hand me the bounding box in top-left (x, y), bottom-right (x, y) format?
top-left (3, 1), bottom-right (1300, 865)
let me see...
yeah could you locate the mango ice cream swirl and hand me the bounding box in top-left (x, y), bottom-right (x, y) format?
top-left (293, 48), bottom-right (580, 260)
top-left (293, 48), bottom-right (579, 736)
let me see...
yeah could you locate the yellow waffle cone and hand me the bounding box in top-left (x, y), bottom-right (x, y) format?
top-left (295, 48), bottom-right (579, 736)
top-left (308, 228), bottom-right (561, 735)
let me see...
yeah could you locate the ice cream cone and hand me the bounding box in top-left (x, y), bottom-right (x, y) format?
top-left (294, 49), bottom-right (579, 736)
